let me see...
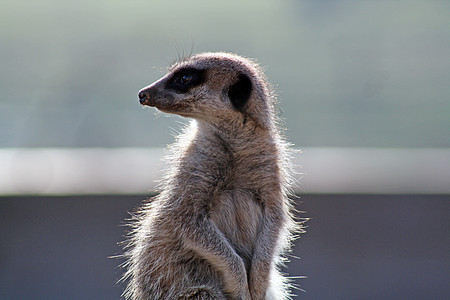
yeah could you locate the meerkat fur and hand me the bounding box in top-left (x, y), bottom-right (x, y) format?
top-left (123, 52), bottom-right (299, 299)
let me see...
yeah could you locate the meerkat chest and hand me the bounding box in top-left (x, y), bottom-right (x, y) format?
top-left (209, 188), bottom-right (263, 265)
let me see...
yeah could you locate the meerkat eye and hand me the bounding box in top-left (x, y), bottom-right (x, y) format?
top-left (179, 73), bottom-right (193, 85)
top-left (166, 68), bottom-right (206, 93)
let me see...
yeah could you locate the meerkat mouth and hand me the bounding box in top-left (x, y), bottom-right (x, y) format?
top-left (155, 103), bottom-right (191, 115)
top-left (140, 97), bottom-right (177, 110)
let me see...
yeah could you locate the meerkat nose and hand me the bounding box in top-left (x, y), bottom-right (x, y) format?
top-left (138, 90), bottom-right (150, 105)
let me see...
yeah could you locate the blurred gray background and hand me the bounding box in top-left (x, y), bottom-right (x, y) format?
top-left (1, 0), bottom-right (449, 299)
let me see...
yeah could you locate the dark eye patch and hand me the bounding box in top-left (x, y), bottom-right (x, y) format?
top-left (165, 68), bottom-right (206, 93)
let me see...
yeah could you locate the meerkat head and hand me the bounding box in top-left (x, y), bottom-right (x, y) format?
top-left (138, 52), bottom-right (274, 129)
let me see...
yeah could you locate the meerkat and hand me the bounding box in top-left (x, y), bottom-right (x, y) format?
top-left (123, 52), bottom-right (298, 300)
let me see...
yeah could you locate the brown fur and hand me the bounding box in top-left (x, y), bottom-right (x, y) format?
top-left (123, 52), bottom-right (298, 299)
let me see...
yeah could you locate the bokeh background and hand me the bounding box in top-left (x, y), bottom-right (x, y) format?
top-left (1, 0), bottom-right (449, 299)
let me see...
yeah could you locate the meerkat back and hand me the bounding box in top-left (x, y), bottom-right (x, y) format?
top-left (123, 52), bottom-right (297, 300)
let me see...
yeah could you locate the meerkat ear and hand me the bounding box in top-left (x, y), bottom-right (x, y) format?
top-left (227, 73), bottom-right (252, 111)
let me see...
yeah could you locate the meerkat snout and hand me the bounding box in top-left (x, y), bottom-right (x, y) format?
top-left (137, 77), bottom-right (167, 107)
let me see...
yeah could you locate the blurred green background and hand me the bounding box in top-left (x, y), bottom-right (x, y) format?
top-left (2, 0), bottom-right (449, 148)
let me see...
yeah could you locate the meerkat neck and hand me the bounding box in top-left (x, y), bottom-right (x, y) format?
top-left (194, 119), bottom-right (277, 154)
